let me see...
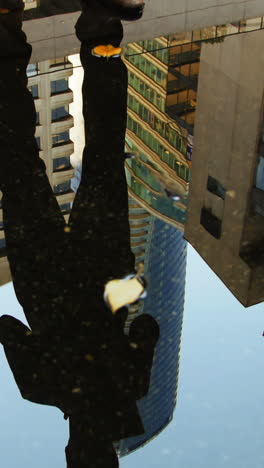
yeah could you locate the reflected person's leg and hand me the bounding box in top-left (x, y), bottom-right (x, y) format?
top-left (69, 9), bottom-right (135, 291)
top-left (0, 14), bottom-right (65, 328)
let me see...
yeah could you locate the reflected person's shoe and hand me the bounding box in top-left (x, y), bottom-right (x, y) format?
top-left (0, 0), bottom-right (23, 8)
top-left (0, 0), bottom-right (24, 29)
top-left (104, 271), bottom-right (147, 313)
top-left (101, 0), bottom-right (145, 21)
top-left (82, 0), bottom-right (145, 21)
top-left (92, 43), bottom-right (122, 58)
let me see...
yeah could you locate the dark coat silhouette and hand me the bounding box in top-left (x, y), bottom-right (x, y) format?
top-left (0, 4), bottom-right (159, 467)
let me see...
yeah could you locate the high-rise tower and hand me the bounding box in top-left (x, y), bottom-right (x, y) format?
top-left (124, 38), bottom-right (190, 230)
top-left (117, 215), bottom-right (187, 455)
top-left (184, 30), bottom-right (264, 307)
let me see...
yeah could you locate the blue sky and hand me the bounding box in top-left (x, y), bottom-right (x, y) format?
top-left (0, 245), bottom-right (263, 467)
top-left (123, 246), bottom-right (264, 468)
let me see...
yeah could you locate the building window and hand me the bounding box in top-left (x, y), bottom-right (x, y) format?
top-left (28, 84), bottom-right (38, 98)
top-left (52, 131), bottom-right (70, 147)
top-left (50, 79), bottom-right (69, 95)
top-left (51, 105), bottom-right (69, 122)
top-left (27, 63), bottom-right (38, 77)
top-left (53, 156), bottom-right (71, 171)
top-left (60, 203), bottom-right (71, 213)
top-left (207, 176), bottom-right (226, 199)
top-left (0, 238), bottom-right (6, 249)
top-left (54, 180), bottom-right (71, 194)
top-left (200, 207), bottom-right (222, 239)
top-left (50, 57), bottom-right (70, 68)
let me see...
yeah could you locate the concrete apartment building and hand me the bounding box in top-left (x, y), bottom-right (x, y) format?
top-left (184, 29), bottom-right (264, 307)
top-left (30, 58), bottom-right (75, 214)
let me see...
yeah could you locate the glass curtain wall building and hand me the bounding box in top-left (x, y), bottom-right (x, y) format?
top-left (123, 20), bottom-right (264, 211)
top-left (124, 38), bottom-right (190, 230)
top-left (117, 217), bottom-right (187, 456)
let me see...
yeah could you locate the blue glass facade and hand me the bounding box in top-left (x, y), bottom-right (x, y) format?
top-left (118, 218), bottom-right (187, 455)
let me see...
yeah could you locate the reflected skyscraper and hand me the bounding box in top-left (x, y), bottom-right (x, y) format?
top-left (185, 30), bottom-right (264, 306)
top-left (124, 38), bottom-right (190, 229)
top-left (118, 215), bottom-right (187, 455)
top-left (2, 1), bottom-right (264, 465)
top-left (123, 18), bottom-right (264, 230)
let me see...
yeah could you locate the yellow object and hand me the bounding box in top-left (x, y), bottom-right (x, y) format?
top-left (92, 44), bottom-right (122, 59)
top-left (0, 8), bottom-right (10, 13)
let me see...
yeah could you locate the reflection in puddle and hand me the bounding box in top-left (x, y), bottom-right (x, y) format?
top-left (0, 0), bottom-right (264, 466)
top-left (0, 1), bottom-right (159, 466)
top-left (185, 30), bottom-right (264, 307)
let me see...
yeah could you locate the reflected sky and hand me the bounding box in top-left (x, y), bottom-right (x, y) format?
top-left (0, 1), bottom-right (264, 467)
top-left (1, 245), bottom-right (263, 467)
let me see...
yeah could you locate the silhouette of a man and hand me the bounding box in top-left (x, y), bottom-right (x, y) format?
top-left (0, 1), bottom-right (159, 467)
